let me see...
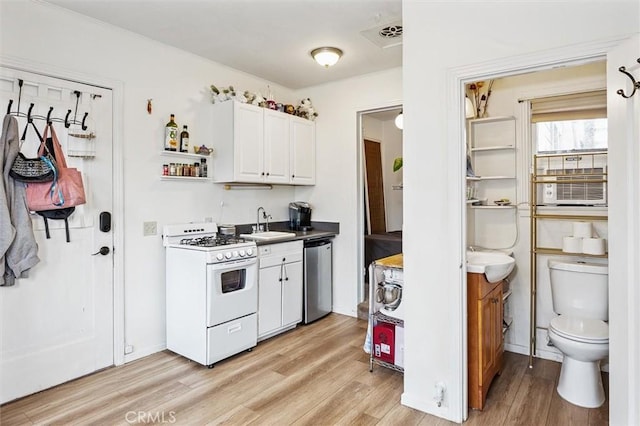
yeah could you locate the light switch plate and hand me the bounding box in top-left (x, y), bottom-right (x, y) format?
top-left (143, 221), bottom-right (157, 236)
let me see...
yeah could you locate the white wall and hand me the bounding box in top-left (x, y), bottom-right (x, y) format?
top-left (403, 0), bottom-right (638, 422)
top-left (294, 68), bottom-right (402, 316)
top-left (0, 0), bottom-right (301, 362)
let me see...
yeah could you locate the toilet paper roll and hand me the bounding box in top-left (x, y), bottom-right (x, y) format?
top-left (582, 237), bottom-right (606, 255)
top-left (562, 236), bottom-right (583, 253)
top-left (573, 221), bottom-right (593, 238)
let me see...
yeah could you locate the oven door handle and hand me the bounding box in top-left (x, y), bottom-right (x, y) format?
top-left (209, 257), bottom-right (257, 271)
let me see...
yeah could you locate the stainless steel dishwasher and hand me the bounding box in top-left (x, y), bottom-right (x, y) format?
top-left (303, 238), bottom-right (332, 324)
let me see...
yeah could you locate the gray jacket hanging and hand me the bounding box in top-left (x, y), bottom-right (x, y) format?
top-left (1, 114), bottom-right (40, 286)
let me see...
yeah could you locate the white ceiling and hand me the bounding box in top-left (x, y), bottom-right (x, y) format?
top-left (44, 0), bottom-right (403, 90)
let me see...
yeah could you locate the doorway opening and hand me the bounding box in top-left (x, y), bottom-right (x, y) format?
top-left (460, 60), bottom-right (612, 420)
top-left (356, 105), bottom-right (403, 319)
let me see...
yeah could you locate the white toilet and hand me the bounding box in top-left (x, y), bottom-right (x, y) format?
top-left (547, 259), bottom-right (609, 408)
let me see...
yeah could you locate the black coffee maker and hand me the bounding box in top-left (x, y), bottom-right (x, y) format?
top-left (289, 202), bottom-right (312, 231)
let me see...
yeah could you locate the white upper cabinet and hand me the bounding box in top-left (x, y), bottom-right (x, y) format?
top-left (263, 109), bottom-right (291, 184)
top-left (211, 101), bottom-right (315, 185)
top-left (290, 116), bottom-right (316, 185)
top-left (233, 102), bottom-right (264, 182)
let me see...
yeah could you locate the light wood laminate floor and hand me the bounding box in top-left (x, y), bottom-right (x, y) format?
top-left (1, 314), bottom-right (608, 425)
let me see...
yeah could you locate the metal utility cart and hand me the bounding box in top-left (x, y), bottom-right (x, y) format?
top-left (368, 253), bottom-right (404, 373)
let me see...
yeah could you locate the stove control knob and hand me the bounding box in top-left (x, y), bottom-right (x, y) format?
top-left (246, 248), bottom-right (253, 256)
top-left (239, 250), bottom-right (246, 257)
top-left (216, 253), bottom-right (224, 261)
top-left (232, 251), bottom-right (239, 258)
top-left (225, 252), bottom-right (232, 259)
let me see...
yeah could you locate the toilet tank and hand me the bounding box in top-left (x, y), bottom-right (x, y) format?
top-left (548, 260), bottom-right (608, 320)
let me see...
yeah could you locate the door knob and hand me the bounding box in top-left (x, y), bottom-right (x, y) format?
top-left (92, 246), bottom-right (110, 256)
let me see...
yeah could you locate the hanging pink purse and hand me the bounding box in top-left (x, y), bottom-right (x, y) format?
top-left (26, 123), bottom-right (86, 211)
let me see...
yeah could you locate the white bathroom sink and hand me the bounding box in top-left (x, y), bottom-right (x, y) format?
top-left (239, 231), bottom-right (296, 241)
top-left (467, 251), bottom-right (516, 283)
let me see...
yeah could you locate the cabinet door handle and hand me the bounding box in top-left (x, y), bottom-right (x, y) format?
top-left (261, 172), bottom-right (265, 176)
top-left (291, 174), bottom-right (295, 178)
top-left (266, 172), bottom-right (270, 176)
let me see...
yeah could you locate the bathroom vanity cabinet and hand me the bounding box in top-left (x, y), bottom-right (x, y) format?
top-left (467, 272), bottom-right (504, 410)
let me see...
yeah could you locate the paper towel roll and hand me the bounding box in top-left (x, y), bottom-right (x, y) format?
top-left (573, 221), bottom-right (593, 238)
top-left (582, 237), bottom-right (606, 255)
top-left (562, 236), bottom-right (583, 253)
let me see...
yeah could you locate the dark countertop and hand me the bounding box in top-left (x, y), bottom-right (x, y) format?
top-left (235, 221), bottom-right (339, 246)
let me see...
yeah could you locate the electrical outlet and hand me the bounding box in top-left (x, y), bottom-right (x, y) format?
top-left (434, 382), bottom-right (446, 407)
top-left (143, 221), bottom-right (157, 236)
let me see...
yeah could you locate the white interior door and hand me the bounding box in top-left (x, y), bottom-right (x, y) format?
top-left (0, 67), bottom-right (114, 403)
top-left (606, 33), bottom-right (640, 426)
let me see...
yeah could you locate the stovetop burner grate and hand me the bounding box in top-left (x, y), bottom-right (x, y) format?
top-left (179, 235), bottom-right (247, 247)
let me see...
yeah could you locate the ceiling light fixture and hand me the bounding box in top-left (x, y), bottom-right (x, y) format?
top-left (395, 110), bottom-right (403, 130)
top-left (311, 47), bottom-right (343, 68)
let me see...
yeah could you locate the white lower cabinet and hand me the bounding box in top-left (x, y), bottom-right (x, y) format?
top-left (257, 241), bottom-right (303, 340)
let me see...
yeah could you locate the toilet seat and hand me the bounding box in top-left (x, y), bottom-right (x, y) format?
top-left (550, 316), bottom-right (608, 344)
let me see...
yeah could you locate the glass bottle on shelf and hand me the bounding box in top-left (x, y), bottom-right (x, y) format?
top-left (165, 114), bottom-right (178, 151)
top-left (180, 125), bottom-right (190, 153)
top-left (200, 158), bottom-right (207, 178)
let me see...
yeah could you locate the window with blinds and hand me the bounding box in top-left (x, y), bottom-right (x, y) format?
top-left (531, 90), bottom-right (607, 154)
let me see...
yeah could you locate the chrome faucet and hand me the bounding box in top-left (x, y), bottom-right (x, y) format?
top-left (256, 207), bottom-right (270, 232)
top-left (256, 207), bottom-right (265, 232)
top-left (264, 213), bottom-right (271, 231)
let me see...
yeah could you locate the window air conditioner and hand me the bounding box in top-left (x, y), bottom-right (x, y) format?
top-left (538, 155), bottom-right (607, 206)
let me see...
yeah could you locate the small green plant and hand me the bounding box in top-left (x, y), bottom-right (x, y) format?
top-left (393, 157), bottom-right (403, 172)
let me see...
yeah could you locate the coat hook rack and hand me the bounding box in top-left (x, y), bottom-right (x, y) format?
top-left (64, 109), bottom-right (72, 128)
top-left (616, 58), bottom-right (640, 99)
top-left (26, 103), bottom-right (35, 123)
top-left (17, 79), bottom-right (23, 112)
top-left (6, 78), bottom-right (90, 127)
top-left (81, 112), bottom-right (89, 130)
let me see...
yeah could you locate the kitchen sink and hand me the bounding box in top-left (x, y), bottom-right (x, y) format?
top-left (239, 231), bottom-right (296, 241)
top-left (466, 251), bottom-right (515, 283)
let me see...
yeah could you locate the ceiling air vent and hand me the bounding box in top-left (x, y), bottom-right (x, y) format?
top-left (379, 25), bottom-right (403, 39)
top-left (360, 20), bottom-right (403, 49)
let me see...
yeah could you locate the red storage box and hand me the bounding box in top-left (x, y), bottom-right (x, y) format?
top-left (373, 322), bottom-right (395, 364)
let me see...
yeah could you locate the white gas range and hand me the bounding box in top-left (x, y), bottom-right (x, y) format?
top-left (163, 222), bottom-right (258, 368)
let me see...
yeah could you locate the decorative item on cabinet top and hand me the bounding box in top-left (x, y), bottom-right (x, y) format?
top-left (209, 84), bottom-right (318, 121)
